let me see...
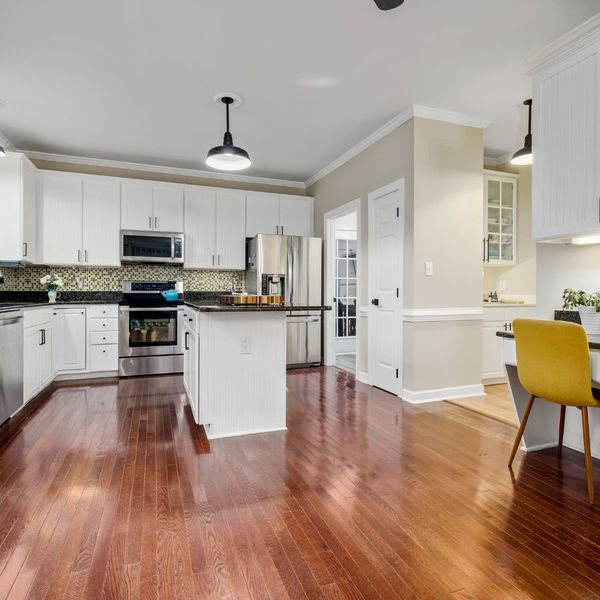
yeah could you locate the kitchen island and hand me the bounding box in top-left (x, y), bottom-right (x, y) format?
top-left (182, 303), bottom-right (330, 439)
top-left (497, 330), bottom-right (600, 459)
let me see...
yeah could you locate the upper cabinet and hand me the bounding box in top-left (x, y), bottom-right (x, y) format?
top-left (483, 171), bottom-right (518, 266)
top-left (121, 180), bottom-right (184, 232)
top-left (531, 32), bottom-right (600, 241)
top-left (0, 152), bottom-right (38, 263)
top-left (185, 187), bottom-right (246, 270)
top-left (40, 171), bottom-right (121, 267)
top-left (246, 193), bottom-right (314, 238)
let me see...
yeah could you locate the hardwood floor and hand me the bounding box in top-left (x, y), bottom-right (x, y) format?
top-left (0, 368), bottom-right (599, 599)
top-left (447, 384), bottom-right (518, 427)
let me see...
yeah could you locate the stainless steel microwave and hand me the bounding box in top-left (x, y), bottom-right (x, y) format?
top-left (120, 230), bottom-right (185, 264)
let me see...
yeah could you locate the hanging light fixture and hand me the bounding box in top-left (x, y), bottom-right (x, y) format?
top-left (511, 98), bottom-right (533, 166)
top-left (206, 95), bottom-right (251, 171)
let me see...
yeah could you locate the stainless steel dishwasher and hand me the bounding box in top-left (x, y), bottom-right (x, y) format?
top-left (0, 310), bottom-right (23, 426)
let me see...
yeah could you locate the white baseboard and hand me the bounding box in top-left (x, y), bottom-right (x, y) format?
top-left (357, 371), bottom-right (370, 384)
top-left (207, 426), bottom-right (287, 440)
top-left (522, 441), bottom-right (559, 452)
top-left (54, 370), bottom-right (118, 381)
top-left (401, 383), bottom-right (485, 404)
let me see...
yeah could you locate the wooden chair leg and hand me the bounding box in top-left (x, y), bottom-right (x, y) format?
top-left (509, 395), bottom-right (535, 468)
top-left (558, 405), bottom-right (566, 456)
top-left (581, 407), bottom-right (595, 505)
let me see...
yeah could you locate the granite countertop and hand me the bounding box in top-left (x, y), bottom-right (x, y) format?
top-left (496, 329), bottom-right (600, 350)
top-left (184, 301), bottom-right (331, 313)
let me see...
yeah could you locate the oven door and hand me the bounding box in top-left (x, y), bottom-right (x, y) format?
top-left (119, 306), bottom-right (184, 357)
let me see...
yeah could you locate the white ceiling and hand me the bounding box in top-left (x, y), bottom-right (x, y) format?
top-left (0, 0), bottom-right (598, 183)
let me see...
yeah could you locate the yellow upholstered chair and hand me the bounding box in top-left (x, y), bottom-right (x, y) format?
top-left (510, 319), bottom-right (599, 504)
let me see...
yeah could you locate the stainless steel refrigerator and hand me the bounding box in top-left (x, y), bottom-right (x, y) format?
top-left (246, 234), bottom-right (322, 367)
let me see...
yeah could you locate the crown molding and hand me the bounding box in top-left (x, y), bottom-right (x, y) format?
top-left (20, 150), bottom-right (306, 190)
top-left (0, 129), bottom-right (16, 152)
top-left (305, 104), bottom-right (491, 188)
top-left (483, 156), bottom-right (499, 167)
top-left (526, 12), bottom-right (600, 73)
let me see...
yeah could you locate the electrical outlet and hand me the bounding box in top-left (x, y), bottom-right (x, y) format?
top-left (499, 280), bottom-right (506, 292)
top-left (240, 337), bottom-right (251, 354)
top-left (425, 262), bottom-right (434, 277)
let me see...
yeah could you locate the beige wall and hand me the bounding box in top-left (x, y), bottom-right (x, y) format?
top-left (483, 164), bottom-right (536, 296)
top-left (31, 159), bottom-right (307, 196)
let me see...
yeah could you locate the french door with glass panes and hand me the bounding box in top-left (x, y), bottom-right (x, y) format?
top-left (483, 173), bottom-right (517, 266)
top-left (335, 239), bottom-right (357, 341)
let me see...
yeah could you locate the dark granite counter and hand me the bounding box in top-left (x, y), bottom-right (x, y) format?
top-left (184, 301), bottom-right (331, 313)
top-left (496, 329), bottom-right (600, 350)
top-left (0, 291), bottom-right (123, 305)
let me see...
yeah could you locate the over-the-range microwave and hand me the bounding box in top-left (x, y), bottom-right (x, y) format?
top-left (120, 230), bottom-right (185, 264)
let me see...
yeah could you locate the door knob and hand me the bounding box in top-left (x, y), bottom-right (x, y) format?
top-left (371, 298), bottom-right (380, 306)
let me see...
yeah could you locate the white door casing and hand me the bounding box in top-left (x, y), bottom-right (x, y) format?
top-left (368, 180), bottom-right (404, 396)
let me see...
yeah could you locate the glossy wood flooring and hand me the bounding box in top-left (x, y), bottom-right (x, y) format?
top-left (0, 369), bottom-right (600, 599)
top-left (447, 384), bottom-right (518, 427)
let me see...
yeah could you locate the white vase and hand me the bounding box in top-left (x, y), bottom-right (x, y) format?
top-left (577, 306), bottom-right (600, 335)
top-left (47, 290), bottom-right (58, 304)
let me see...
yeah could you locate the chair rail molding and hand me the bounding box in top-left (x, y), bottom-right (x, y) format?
top-left (403, 307), bottom-right (484, 322)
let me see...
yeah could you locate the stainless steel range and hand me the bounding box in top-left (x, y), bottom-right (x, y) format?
top-left (118, 280), bottom-right (185, 377)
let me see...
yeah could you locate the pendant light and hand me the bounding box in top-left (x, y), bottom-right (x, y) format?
top-left (511, 99), bottom-right (532, 166)
top-left (206, 96), bottom-right (251, 171)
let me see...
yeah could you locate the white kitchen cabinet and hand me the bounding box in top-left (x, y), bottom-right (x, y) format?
top-left (40, 172), bottom-right (121, 266)
top-left (245, 192), bottom-right (314, 238)
top-left (23, 309), bottom-right (54, 402)
top-left (183, 312), bottom-right (199, 422)
top-left (83, 178), bottom-right (121, 266)
top-left (121, 180), bottom-right (184, 232)
top-left (185, 187), bottom-right (246, 270)
top-left (279, 195), bottom-right (314, 236)
top-left (0, 152), bottom-right (39, 264)
top-left (87, 305), bottom-right (118, 373)
top-left (53, 308), bottom-right (86, 373)
top-left (483, 171), bottom-right (517, 266)
top-left (531, 34), bottom-right (600, 241)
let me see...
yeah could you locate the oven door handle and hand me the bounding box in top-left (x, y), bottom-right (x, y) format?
top-left (119, 306), bottom-right (185, 313)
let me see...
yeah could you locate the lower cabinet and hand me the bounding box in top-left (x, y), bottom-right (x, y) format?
top-left (88, 305), bottom-right (119, 372)
top-left (183, 311), bottom-right (199, 421)
top-left (53, 308), bottom-right (87, 373)
top-left (23, 310), bottom-right (54, 403)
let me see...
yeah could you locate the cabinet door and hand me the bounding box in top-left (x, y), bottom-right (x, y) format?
top-left (154, 184), bottom-right (184, 232)
top-left (39, 323), bottom-right (54, 388)
top-left (21, 159), bottom-right (38, 263)
top-left (54, 309), bottom-right (86, 372)
top-left (188, 329), bottom-right (200, 422)
top-left (40, 172), bottom-right (83, 265)
top-left (215, 189), bottom-right (246, 270)
top-left (246, 192), bottom-right (280, 237)
top-left (83, 178), bottom-right (121, 266)
top-left (482, 323), bottom-right (505, 381)
top-left (23, 326), bottom-right (41, 402)
top-left (121, 180), bottom-right (154, 231)
top-left (533, 46), bottom-right (600, 240)
top-left (484, 175), bottom-right (516, 266)
top-left (184, 187), bottom-right (217, 268)
top-left (279, 196), bottom-right (314, 237)
top-left (0, 153), bottom-right (25, 263)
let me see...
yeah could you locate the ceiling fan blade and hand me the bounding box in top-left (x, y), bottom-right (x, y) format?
top-left (373, 0), bottom-right (405, 10)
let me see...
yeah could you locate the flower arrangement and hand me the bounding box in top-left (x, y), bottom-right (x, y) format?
top-left (40, 274), bottom-right (64, 291)
top-left (562, 288), bottom-right (600, 313)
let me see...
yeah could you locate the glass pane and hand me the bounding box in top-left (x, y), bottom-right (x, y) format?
top-left (337, 280), bottom-right (348, 298)
top-left (336, 318), bottom-right (345, 337)
top-left (488, 222), bottom-right (500, 234)
top-left (122, 234), bottom-right (172, 259)
top-left (337, 301), bottom-right (347, 317)
top-left (347, 240), bottom-right (357, 258)
top-left (129, 311), bottom-right (177, 347)
top-left (336, 260), bottom-right (347, 277)
top-left (348, 281), bottom-right (357, 297)
top-left (347, 259), bottom-right (357, 278)
top-left (347, 318), bottom-right (357, 337)
top-left (487, 180), bottom-right (500, 206)
top-left (501, 244), bottom-right (513, 262)
top-left (347, 300), bottom-right (357, 318)
top-left (488, 234), bottom-right (500, 261)
top-left (501, 182), bottom-right (514, 207)
top-left (336, 239), bottom-right (348, 258)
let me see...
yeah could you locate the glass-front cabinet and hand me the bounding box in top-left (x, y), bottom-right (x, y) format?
top-left (483, 171), bottom-right (518, 266)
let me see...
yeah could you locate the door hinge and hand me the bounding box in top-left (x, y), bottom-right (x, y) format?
top-left (395, 368), bottom-right (399, 379)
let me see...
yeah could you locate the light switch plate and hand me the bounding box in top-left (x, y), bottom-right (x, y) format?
top-left (425, 262), bottom-right (433, 277)
top-left (240, 337), bottom-right (251, 354)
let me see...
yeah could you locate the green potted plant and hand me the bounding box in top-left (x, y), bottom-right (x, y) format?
top-left (562, 288), bottom-right (600, 334)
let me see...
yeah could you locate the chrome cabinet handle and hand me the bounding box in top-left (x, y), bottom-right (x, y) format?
top-left (149, 216), bottom-right (152, 229)
top-left (212, 255), bottom-right (215, 266)
top-left (39, 329), bottom-right (43, 345)
top-left (185, 331), bottom-right (189, 350)
top-left (84, 250), bottom-right (88, 263)
top-left (155, 216), bottom-right (158, 229)
top-left (23, 242), bottom-right (27, 257)
top-left (78, 249), bottom-right (81, 263)
top-left (217, 254), bottom-right (221, 266)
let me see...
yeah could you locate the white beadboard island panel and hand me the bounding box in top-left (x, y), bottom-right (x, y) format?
top-left (197, 311), bottom-right (287, 439)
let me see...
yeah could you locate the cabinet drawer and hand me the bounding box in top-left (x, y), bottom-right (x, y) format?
top-left (89, 344), bottom-right (118, 372)
top-left (89, 318), bottom-right (118, 332)
top-left (90, 330), bottom-right (119, 345)
top-left (88, 305), bottom-right (118, 319)
top-left (182, 308), bottom-right (199, 333)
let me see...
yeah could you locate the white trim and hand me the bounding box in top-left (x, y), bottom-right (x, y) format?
top-left (522, 441), bottom-right (559, 453)
top-left (526, 13), bottom-right (600, 73)
top-left (483, 168), bottom-right (519, 180)
top-left (0, 129), bottom-right (16, 152)
top-left (402, 384), bottom-right (485, 404)
top-left (323, 198), bottom-right (361, 375)
top-left (403, 307), bottom-right (483, 322)
top-left (358, 306), bottom-right (369, 317)
top-left (357, 371), bottom-right (370, 385)
top-left (306, 104), bottom-right (491, 188)
top-left (484, 152), bottom-right (514, 168)
top-left (368, 179), bottom-right (404, 396)
top-left (207, 426), bottom-right (287, 440)
top-left (21, 149), bottom-right (306, 190)
top-left (483, 156), bottom-right (499, 167)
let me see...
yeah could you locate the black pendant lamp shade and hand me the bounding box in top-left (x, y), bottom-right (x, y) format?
top-left (0, 146), bottom-right (5, 158)
top-left (511, 99), bottom-right (533, 166)
top-left (206, 96), bottom-right (251, 171)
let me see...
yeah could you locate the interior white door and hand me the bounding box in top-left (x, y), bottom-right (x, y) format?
top-left (246, 192), bottom-right (280, 237)
top-left (369, 182), bottom-right (402, 395)
top-left (54, 309), bottom-right (86, 372)
top-left (40, 172), bottom-right (83, 265)
top-left (121, 180), bottom-right (154, 231)
top-left (184, 187), bottom-right (217, 268)
top-left (83, 177), bottom-right (121, 266)
top-left (153, 183), bottom-right (184, 232)
top-left (279, 196), bottom-right (313, 236)
top-left (216, 189), bottom-right (246, 270)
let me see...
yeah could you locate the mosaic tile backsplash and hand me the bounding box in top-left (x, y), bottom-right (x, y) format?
top-left (0, 265), bottom-right (244, 292)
